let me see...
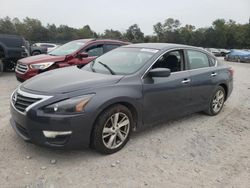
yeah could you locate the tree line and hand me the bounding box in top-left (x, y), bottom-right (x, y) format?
top-left (0, 16), bottom-right (250, 49)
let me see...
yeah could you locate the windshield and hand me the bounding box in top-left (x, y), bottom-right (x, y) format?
top-left (49, 41), bottom-right (85, 56)
top-left (83, 47), bottom-right (158, 75)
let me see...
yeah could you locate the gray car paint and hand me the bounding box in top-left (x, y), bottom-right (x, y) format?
top-left (14, 43), bottom-right (233, 147)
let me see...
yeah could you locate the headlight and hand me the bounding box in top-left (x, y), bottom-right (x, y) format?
top-left (43, 94), bottom-right (94, 114)
top-left (30, 62), bottom-right (54, 70)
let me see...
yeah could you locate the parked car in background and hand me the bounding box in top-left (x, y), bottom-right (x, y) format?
top-left (15, 39), bottom-right (129, 81)
top-left (30, 43), bottom-right (48, 56)
top-left (0, 34), bottom-right (29, 74)
top-left (206, 48), bottom-right (221, 56)
top-left (10, 43), bottom-right (233, 154)
top-left (225, 50), bottom-right (250, 63)
top-left (219, 49), bottom-right (230, 57)
top-left (32, 43), bottom-right (59, 52)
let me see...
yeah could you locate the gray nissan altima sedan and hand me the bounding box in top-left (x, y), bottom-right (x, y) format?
top-left (10, 43), bottom-right (233, 154)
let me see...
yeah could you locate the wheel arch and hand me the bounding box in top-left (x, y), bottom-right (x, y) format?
top-left (89, 99), bottom-right (140, 147)
top-left (218, 83), bottom-right (228, 101)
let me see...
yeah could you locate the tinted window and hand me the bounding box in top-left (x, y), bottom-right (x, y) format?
top-left (187, 50), bottom-right (209, 69)
top-left (152, 50), bottom-right (184, 73)
top-left (86, 44), bottom-right (104, 57)
top-left (105, 44), bottom-right (120, 52)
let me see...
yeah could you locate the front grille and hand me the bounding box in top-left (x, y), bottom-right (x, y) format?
top-left (13, 91), bottom-right (41, 112)
top-left (16, 61), bottom-right (28, 74)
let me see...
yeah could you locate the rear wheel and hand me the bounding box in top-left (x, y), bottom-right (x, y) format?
top-left (32, 51), bottom-right (41, 56)
top-left (0, 59), bottom-right (4, 75)
top-left (237, 56), bottom-right (241, 63)
top-left (204, 86), bottom-right (225, 116)
top-left (92, 104), bottom-right (133, 154)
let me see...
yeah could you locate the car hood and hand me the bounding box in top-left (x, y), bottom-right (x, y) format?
top-left (21, 66), bottom-right (124, 94)
top-left (19, 54), bottom-right (66, 65)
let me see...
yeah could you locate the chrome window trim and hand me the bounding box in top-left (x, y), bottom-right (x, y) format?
top-left (11, 88), bottom-right (53, 115)
top-left (141, 48), bottom-right (217, 79)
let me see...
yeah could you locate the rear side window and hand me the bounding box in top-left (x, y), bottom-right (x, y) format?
top-left (187, 50), bottom-right (209, 69)
top-left (85, 44), bottom-right (104, 57)
top-left (105, 44), bottom-right (121, 52)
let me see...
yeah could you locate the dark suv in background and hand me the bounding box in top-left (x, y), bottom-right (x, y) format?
top-left (0, 34), bottom-right (28, 74)
top-left (15, 39), bottom-right (129, 81)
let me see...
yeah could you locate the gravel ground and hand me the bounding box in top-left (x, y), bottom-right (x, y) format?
top-left (0, 58), bottom-right (250, 188)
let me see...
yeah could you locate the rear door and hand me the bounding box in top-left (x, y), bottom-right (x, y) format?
top-left (185, 49), bottom-right (217, 111)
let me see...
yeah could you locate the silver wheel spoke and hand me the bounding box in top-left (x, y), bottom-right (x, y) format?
top-left (107, 134), bottom-right (116, 148)
top-left (103, 127), bottom-right (114, 134)
top-left (118, 119), bottom-right (129, 129)
top-left (117, 130), bottom-right (125, 141)
top-left (112, 113), bottom-right (119, 127)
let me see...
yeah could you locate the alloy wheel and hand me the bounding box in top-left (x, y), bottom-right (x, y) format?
top-left (102, 112), bottom-right (130, 149)
top-left (212, 90), bottom-right (225, 113)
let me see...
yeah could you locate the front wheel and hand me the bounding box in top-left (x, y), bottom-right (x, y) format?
top-left (204, 86), bottom-right (226, 116)
top-left (92, 104), bottom-right (133, 154)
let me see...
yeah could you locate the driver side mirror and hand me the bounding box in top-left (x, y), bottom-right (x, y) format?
top-left (76, 52), bottom-right (88, 59)
top-left (148, 68), bottom-right (171, 77)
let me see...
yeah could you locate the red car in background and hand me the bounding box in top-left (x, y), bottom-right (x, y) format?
top-left (15, 39), bottom-right (129, 81)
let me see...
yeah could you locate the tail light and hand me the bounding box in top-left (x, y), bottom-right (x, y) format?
top-left (228, 67), bottom-right (234, 76)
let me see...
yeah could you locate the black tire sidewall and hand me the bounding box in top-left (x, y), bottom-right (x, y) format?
top-left (32, 51), bottom-right (41, 56)
top-left (92, 104), bottom-right (133, 154)
top-left (0, 59), bottom-right (4, 74)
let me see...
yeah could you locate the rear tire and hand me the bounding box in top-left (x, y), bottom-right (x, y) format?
top-left (0, 59), bottom-right (4, 75)
top-left (92, 104), bottom-right (133, 154)
top-left (204, 86), bottom-right (226, 116)
top-left (32, 51), bottom-right (41, 56)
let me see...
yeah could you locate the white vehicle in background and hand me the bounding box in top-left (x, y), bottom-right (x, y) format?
top-left (32, 43), bottom-right (59, 52)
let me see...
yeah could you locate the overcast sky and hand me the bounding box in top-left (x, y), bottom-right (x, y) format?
top-left (0, 0), bottom-right (249, 35)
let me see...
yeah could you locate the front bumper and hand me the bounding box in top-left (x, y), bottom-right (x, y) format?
top-left (15, 69), bottom-right (39, 82)
top-left (10, 101), bottom-right (94, 149)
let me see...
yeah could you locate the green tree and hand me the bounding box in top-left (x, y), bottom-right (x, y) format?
top-left (124, 24), bottom-right (144, 43)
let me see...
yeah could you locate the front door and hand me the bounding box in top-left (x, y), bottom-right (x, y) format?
top-left (142, 50), bottom-right (191, 125)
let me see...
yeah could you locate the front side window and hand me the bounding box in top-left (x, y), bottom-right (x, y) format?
top-left (83, 47), bottom-right (157, 75)
top-left (187, 50), bottom-right (209, 69)
top-left (85, 44), bottom-right (104, 57)
top-left (152, 50), bottom-right (184, 73)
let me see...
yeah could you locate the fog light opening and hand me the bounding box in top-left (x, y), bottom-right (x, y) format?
top-left (43, 131), bottom-right (72, 138)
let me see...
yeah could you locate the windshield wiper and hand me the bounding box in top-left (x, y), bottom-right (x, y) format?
top-left (96, 61), bottom-right (116, 75)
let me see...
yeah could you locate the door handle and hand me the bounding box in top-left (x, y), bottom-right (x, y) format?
top-left (211, 72), bottom-right (217, 77)
top-left (181, 79), bottom-right (191, 84)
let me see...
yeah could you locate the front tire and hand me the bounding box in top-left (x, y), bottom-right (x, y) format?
top-left (92, 104), bottom-right (133, 154)
top-left (204, 86), bottom-right (226, 116)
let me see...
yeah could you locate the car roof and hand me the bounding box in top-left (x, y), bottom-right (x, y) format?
top-left (123, 43), bottom-right (197, 50)
top-left (73, 38), bottom-right (129, 44)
